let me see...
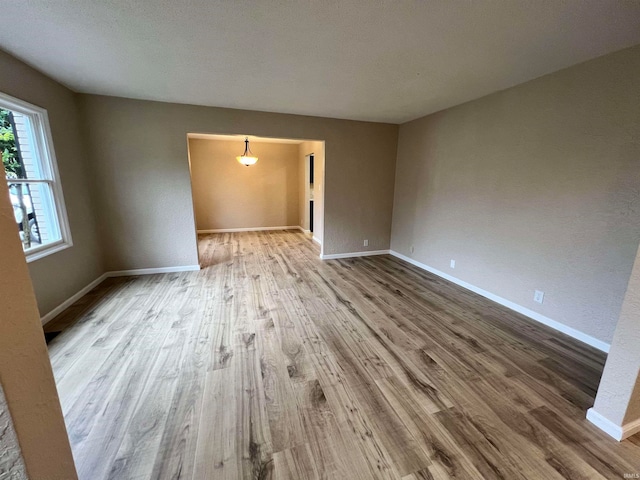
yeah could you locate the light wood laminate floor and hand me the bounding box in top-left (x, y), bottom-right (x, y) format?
top-left (46, 231), bottom-right (640, 479)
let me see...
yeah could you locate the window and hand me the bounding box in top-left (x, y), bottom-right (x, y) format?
top-left (1, 92), bottom-right (71, 262)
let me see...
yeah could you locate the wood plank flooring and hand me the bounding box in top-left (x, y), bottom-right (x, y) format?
top-left (45, 230), bottom-right (640, 479)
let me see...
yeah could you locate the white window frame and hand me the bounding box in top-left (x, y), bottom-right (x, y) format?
top-left (1, 91), bottom-right (72, 262)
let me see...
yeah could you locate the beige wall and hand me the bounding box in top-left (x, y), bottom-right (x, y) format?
top-left (0, 181), bottom-right (77, 479)
top-left (79, 95), bottom-right (398, 269)
top-left (189, 138), bottom-right (299, 231)
top-left (0, 49), bottom-right (104, 317)
top-left (298, 146), bottom-right (309, 230)
top-left (391, 44), bottom-right (640, 345)
top-left (592, 243), bottom-right (640, 428)
top-left (311, 142), bottom-right (325, 245)
top-left (298, 141), bottom-right (325, 244)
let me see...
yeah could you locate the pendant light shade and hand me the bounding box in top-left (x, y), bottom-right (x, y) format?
top-left (236, 137), bottom-right (258, 166)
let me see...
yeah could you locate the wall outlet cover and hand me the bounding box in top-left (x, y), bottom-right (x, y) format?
top-left (450, 259), bottom-right (456, 268)
top-left (534, 290), bottom-right (544, 304)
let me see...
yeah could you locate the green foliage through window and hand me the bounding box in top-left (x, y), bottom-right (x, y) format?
top-left (1, 108), bottom-right (23, 178)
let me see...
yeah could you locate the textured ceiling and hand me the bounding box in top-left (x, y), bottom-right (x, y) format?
top-left (1, 1), bottom-right (640, 123)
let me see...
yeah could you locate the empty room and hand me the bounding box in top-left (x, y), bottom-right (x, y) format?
top-left (1, 2), bottom-right (640, 479)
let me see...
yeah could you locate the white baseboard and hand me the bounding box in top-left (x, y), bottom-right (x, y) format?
top-left (108, 265), bottom-right (201, 277)
top-left (587, 409), bottom-right (623, 440)
top-left (586, 408), bottom-right (640, 441)
top-left (198, 226), bottom-right (299, 233)
top-left (40, 265), bottom-right (201, 325)
top-left (40, 273), bottom-right (109, 325)
top-left (312, 236), bottom-right (321, 245)
top-left (389, 250), bottom-right (610, 353)
top-left (321, 249), bottom-right (390, 260)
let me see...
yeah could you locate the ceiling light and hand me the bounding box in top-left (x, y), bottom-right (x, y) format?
top-left (236, 137), bottom-right (258, 166)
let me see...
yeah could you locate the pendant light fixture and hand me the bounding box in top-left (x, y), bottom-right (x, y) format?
top-left (236, 137), bottom-right (258, 166)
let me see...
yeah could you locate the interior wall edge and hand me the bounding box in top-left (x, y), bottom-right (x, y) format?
top-left (389, 250), bottom-right (611, 353)
top-left (40, 272), bottom-right (109, 325)
top-left (586, 407), bottom-right (640, 441)
top-left (107, 265), bottom-right (201, 277)
top-left (320, 250), bottom-right (391, 260)
top-left (41, 265), bottom-right (201, 325)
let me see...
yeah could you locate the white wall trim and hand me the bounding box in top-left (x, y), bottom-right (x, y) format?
top-left (312, 236), bottom-right (321, 245)
top-left (41, 247), bottom-right (611, 356)
top-left (40, 273), bottom-right (109, 325)
top-left (321, 249), bottom-right (390, 260)
top-left (587, 409), bottom-right (623, 440)
top-left (389, 250), bottom-right (610, 353)
top-left (108, 265), bottom-right (201, 277)
top-left (198, 226), bottom-right (300, 233)
top-left (40, 265), bottom-right (201, 325)
top-left (586, 408), bottom-right (640, 441)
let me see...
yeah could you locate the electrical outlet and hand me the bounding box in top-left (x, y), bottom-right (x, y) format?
top-left (450, 259), bottom-right (456, 269)
top-left (410, 245), bottom-right (414, 254)
top-left (363, 239), bottom-right (369, 247)
top-left (534, 290), bottom-right (544, 304)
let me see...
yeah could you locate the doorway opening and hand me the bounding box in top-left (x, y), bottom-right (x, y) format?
top-left (186, 133), bottom-right (325, 267)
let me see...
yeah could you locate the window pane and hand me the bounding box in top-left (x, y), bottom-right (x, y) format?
top-left (2, 109), bottom-right (45, 181)
top-left (8, 182), bottom-right (61, 251)
top-left (2, 108), bottom-right (26, 179)
top-left (12, 112), bottom-right (44, 179)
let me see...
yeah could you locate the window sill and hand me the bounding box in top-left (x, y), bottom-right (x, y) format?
top-left (25, 240), bottom-right (72, 263)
